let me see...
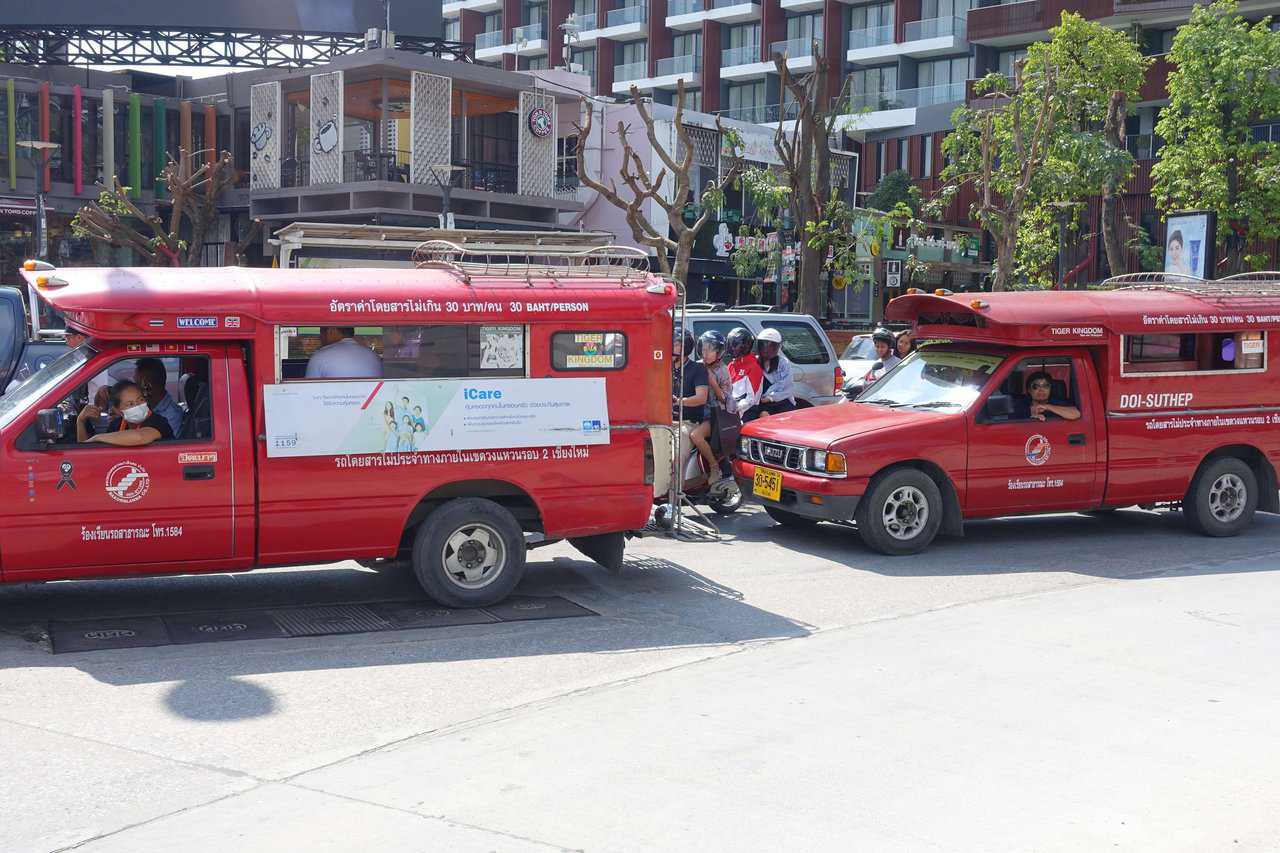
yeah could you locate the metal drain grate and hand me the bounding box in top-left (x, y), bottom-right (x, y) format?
top-left (50, 616), bottom-right (172, 653)
top-left (369, 601), bottom-right (500, 629)
top-left (164, 610), bottom-right (288, 645)
top-left (484, 595), bottom-right (596, 622)
top-left (269, 604), bottom-right (394, 637)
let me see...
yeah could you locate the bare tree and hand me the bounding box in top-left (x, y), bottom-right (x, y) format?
top-left (574, 81), bottom-right (743, 284)
top-left (72, 148), bottom-right (259, 267)
top-left (770, 46), bottom-right (844, 315)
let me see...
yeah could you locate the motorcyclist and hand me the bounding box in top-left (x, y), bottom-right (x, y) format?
top-left (725, 327), bottom-right (764, 417)
top-left (693, 330), bottom-right (732, 486)
top-left (863, 327), bottom-right (901, 384)
top-left (672, 328), bottom-right (718, 487)
top-left (747, 327), bottom-right (796, 420)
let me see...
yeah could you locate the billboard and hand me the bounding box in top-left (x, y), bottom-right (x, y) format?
top-left (5, 1), bottom-right (441, 37)
top-left (1164, 211), bottom-right (1217, 281)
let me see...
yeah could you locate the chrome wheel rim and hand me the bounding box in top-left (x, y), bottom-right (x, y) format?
top-left (883, 485), bottom-right (929, 540)
top-left (441, 522), bottom-right (506, 589)
top-left (1208, 473), bottom-right (1247, 523)
top-left (711, 483), bottom-right (742, 510)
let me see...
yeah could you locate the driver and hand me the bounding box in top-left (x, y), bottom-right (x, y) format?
top-left (863, 328), bottom-right (901, 383)
top-left (1014, 371), bottom-right (1080, 421)
top-left (672, 329), bottom-right (718, 485)
top-left (77, 380), bottom-right (173, 446)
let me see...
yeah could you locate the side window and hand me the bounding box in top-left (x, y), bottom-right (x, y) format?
top-left (49, 355), bottom-right (211, 445)
top-left (1122, 331), bottom-right (1266, 374)
top-left (551, 331), bottom-right (627, 370)
top-left (761, 320), bottom-right (829, 365)
top-left (691, 320), bottom-right (742, 342)
top-left (993, 356), bottom-right (1081, 423)
top-left (280, 324), bottom-right (527, 380)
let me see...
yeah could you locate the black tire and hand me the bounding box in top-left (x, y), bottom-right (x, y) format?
top-left (708, 483), bottom-right (743, 516)
top-left (411, 498), bottom-right (527, 607)
top-left (1182, 457), bottom-right (1258, 537)
top-left (855, 467), bottom-right (943, 556)
top-left (764, 506), bottom-right (819, 528)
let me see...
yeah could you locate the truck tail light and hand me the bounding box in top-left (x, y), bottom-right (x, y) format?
top-left (834, 364), bottom-right (845, 391)
top-left (643, 434), bottom-right (655, 485)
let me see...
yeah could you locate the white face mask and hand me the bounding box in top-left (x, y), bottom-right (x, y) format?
top-left (122, 402), bottom-right (150, 424)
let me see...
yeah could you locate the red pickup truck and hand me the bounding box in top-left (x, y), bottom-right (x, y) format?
top-left (736, 280), bottom-right (1280, 554)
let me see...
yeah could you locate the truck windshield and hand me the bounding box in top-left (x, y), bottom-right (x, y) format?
top-left (0, 344), bottom-right (93, 429)
top-left (859, 349), bottom-right (1004, 410)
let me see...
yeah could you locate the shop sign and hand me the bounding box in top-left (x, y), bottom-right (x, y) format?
top-left (0, 196), bottom-right (37, 218)
top-left (527, 107), bottom-right (554, 138)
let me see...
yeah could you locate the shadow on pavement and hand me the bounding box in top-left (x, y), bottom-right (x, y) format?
top-left (713, 505), bottom-right (1280, 580)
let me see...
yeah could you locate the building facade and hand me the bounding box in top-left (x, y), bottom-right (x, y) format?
top-left (0, 48), bottom-right (584, 290)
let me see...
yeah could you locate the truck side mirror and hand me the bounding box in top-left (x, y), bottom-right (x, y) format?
top-left (984, 393), bottom-right (1013, 420)
top-left (35, 408), bottom-right (64, 446)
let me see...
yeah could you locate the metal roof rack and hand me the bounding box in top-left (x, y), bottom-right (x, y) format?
top-left (686, 302), bottom-right (727, 311)
top-left (412, 240), bottom-right (652, 284)
top-left (1101, 271), bottom-right (1280, 296)
top-left (731, 304), bottom-right (779, 312)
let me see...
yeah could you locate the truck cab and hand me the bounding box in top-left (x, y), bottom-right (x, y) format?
top-left (736, 280), bottom-right (1280, 554)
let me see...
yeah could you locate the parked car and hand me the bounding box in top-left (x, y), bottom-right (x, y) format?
top-left (685, 307), bottom-right (843, 407)
top-left (1, 286), bottom-right (66, 395)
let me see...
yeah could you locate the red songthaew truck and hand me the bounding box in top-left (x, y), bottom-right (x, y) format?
top-left (1, 253), bottom-right (675, 606)
top-left (737, 277), bottom-right (1280, 554)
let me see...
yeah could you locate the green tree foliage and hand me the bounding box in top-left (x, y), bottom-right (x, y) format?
top-left (1151, 0), bottom-right (1280, 275)
top-left (865, 169), bottom-right (922, 217)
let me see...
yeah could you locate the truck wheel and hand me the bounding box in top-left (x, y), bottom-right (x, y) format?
top-left (856, 468), bottom-right (942, 556)
top-left (1183, 457), bottom-right (1257, 537)
top-left (764, 506), bottom-right (819, 528)
top-left (411, 498), bottom-right (526, 607)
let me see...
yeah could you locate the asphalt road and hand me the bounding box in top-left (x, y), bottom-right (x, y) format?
top-left (1, 505), bottom-right (1278, 852)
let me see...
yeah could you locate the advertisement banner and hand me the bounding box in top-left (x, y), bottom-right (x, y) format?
top-left (263, 377), bottom-right (611, 459)
top-left (1164, 211), bottom-right (1216, 279)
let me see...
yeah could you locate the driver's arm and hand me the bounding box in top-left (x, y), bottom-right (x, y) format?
top-left (75, 406), bottom-right (101, 443)
top-left (85, 427), bottom-right (162, 447)
top-left (1041, 402), bottom-right (1081, 421)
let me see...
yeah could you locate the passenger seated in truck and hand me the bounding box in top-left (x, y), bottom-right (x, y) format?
top-left (1012, 371), bottom-right (1080, 421)
top-left (77, 380), bottom-right (173, 446)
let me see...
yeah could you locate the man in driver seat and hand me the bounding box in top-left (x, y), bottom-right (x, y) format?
top-left (1013, 371), bottom-right (1080, 421)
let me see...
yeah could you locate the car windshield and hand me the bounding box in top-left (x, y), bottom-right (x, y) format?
top-left (0, 344), bottom-right (93, 430)
top-left (858, 349), bottom-right (1003, 410)
top-left (842, 337), bottom-right (877, 360)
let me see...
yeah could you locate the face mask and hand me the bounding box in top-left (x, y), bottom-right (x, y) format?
top-left (122, 402), bottom-right (150, 424)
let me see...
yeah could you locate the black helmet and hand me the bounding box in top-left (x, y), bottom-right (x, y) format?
top-left (698, 329), bottom-right (726, 359)
top-left (872, 327), bottom-right (896, 349)
top-left (726, 326), bottom-right (755, 358)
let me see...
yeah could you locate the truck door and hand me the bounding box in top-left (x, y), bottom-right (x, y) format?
top-left (0, 345), bottom-right (237, 580)
top-left (966, 352), bottom-right (1099, 516)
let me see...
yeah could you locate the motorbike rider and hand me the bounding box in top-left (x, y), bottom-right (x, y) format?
top-left (747, 327), bottom-right (796, 420)
top-left (725, 327), bottom-right (764, 417)
top-left (863, 327), bottom-right (901, 384)
top-left (672, 328), bottom-right (719, 488)
top-left (693, 330), bottom-right (733, 486)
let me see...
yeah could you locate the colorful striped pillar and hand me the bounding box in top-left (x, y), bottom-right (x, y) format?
top-left (204, 105), bottom-right (217, 167)
top-left (102, 89), bottom-right (115, 189)
top-left (152, 98), bottom-right (166, 197)
top-left (128, 93), bottom-right (141, 198)
top-left (38, 82), bottom-right (50, 192)
top-left (5, 80), bottom-right (15, 191)
top-left (72, 85), bottom-right (83, 194)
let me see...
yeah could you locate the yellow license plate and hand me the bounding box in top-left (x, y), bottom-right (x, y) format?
top-left (753, 467), bottom-right (782, 502)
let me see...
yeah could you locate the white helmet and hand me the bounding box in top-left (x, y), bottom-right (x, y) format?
top-left (756, 327), bottom-right (783, 344)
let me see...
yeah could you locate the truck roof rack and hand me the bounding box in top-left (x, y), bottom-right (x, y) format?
top-left (411, 240), bottom-right (653, 284)
top-left (731, 304), bottom-right (779, 312)
top-left (686, 302), bottom-right (727, 311)
top-left (1101, 271), bottom-right (1280, 296)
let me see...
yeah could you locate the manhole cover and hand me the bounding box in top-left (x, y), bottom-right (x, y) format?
top-left (49, 616), bottom-right (171, 654)
top-left (164, 610), bottom-right (287, 645)
top-left (369, 601), bottom-right (500, 629)
top-left (483, 595), bottom-right (596, 623)
top-left (270, 604), bottom-right (393, 637)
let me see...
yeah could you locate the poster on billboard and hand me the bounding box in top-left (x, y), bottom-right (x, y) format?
top-left (1164, 211), bottom-right (1216, 280)
top-left (263, 377), bottom-right (610, 458)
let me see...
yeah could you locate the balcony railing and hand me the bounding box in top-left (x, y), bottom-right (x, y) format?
top-left (904, 15), bottom-right (966, 41)
top-left (656, 54), bottom-right (700, 76)
top-left (511, 22), bottom-right (546, 42)
top-left (770, 37), bottom-right (822, 59)
top-left (845, 82), bottom-right (965, 112)
top-left (607, 4), bottom-right (647, 26)
top-left (713, 0), bottom-right (750, 6)
top-left (847, 25), bottom-right (894, 50)
top-left (455, 160), bottom-right (518, 194)
top-left (475, 30), bottom-right (504, 49)
top-left (1125, 133), bottom-right (1161, 161)
top-left (614, 60), bottom-right (649, 82)
top-left (343, 149), bottom-right (413, 183)
top-left (668, 0), bottom-right (702, 14)
top-left (281, 157), bottom-right (310, 188)
top-left (717, 102), bottom-right (798, 123)
top-left (722, 44), bottom-right (761, 66)
top-left (573, 11), bottom-right (598, 29)
top-left (967, 0), bottom-right (1042, 42)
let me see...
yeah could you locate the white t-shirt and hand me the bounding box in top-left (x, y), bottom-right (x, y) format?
top-left (305, 338), bottom-right (383, 379)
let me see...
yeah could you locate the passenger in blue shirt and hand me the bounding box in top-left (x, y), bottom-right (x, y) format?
top-left (134, 358), bottom-right (184, 437)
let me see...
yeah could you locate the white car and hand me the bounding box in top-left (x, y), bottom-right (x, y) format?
top-left (839, 334), bottom-right (879, 384)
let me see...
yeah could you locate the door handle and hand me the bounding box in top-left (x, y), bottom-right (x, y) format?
top-left (183, 464), bottom-right (216, 481)
top-left (1068, 433), bottom-right (1087, 446)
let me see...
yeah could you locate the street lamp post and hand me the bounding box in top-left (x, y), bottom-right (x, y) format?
top-left (17, 140), bottom-right (61, 260)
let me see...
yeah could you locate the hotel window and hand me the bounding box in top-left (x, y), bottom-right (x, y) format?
top-left (850, 3), bottom-right (893, 32)
top-left (998, 48), bottom-right (1028, 79)
top-left (877, 141), bottom-right (887, 178)
top-left (482, 12), bottom-right (503, 34)
top-left (673, 32), bottom-right (701, 58)
top-left (522, 55), bottom-right (550, 70)
top-left (681, 89), bottom-right (702, 111)
top-left (918, 56), bottom-right (969, 89)
top-left (727, 22), bottom-right (760, 49)
top-left (785, 13), bottom-right (823, 44)
top-left (850, 66), bottom-right (897, 105)
top-left (922, 135), bottom-right (933, 177)
top-left (898, 139), bottom-right (909, 173)
top-left (920, 0), bottom-right (966, 18)
top-left (727, 81), bottom-right (766, 117)
top-left (619, 41), bottom-right (647, 65)
top-left (523, 1), bottom-right (547, 25)
top-left (444, 20), bottom-right (460, 41)
top-left (572, 47), bottom-right (597, 85)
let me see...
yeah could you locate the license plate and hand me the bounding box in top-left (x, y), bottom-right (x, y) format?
top-left (753, 467), bottom-right (782, 502)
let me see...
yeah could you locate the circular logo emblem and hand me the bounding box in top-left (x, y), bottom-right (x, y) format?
top-left (105, 461), bottom-right (150, 504)
top-left (1024, 434), bottom-right (1052, 467)
top-left (527, 107), bottom-right (553, 138)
